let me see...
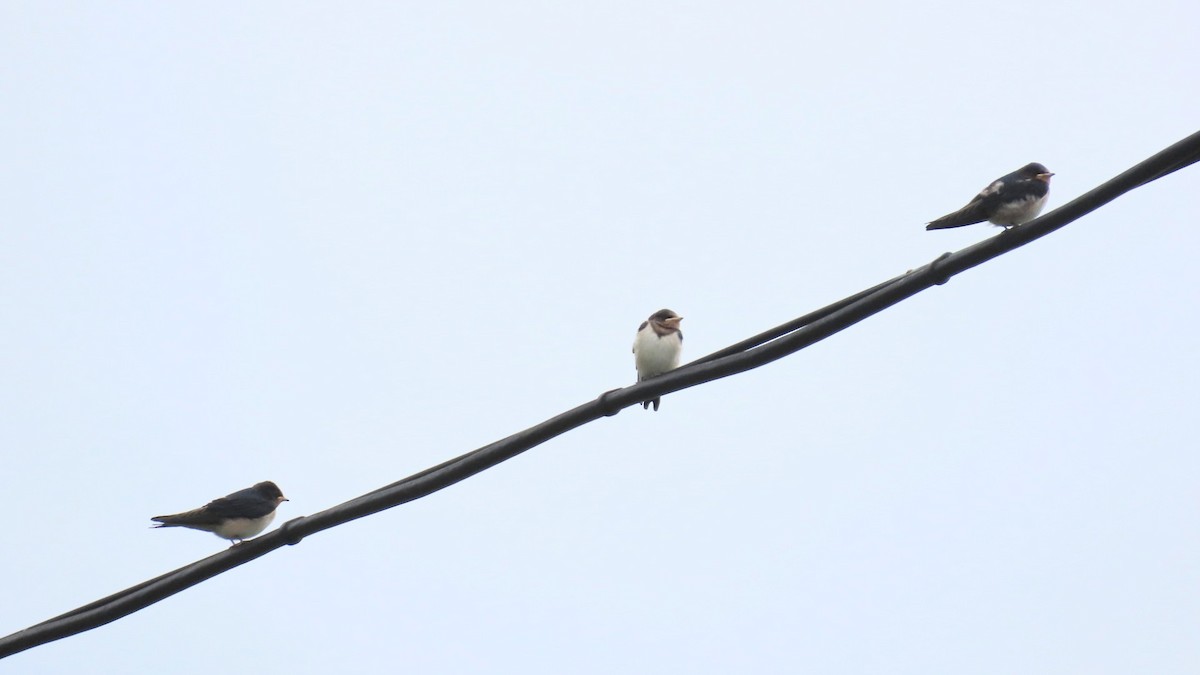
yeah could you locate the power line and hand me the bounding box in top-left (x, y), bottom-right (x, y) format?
top-left (3, 129), bottom-right (1198, 660)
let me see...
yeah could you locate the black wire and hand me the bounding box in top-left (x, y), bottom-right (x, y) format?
top-left (3, 129), bottom-right (1198, 660)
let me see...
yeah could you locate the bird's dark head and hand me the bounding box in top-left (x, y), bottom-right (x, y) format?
top-left (1020, 162), bottom-right (1054, 183)
top-left (648, 309), bottom-right (683, 330)
top-left (253, 481), bottom-right (289, 504)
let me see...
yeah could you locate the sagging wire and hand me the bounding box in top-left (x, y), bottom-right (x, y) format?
top-left (3, 129), bottom-right (1198, 660)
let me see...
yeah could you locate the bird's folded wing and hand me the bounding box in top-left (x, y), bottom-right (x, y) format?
top-left (927, 196), bottom-right (989, 230)
top-left (200, 495), bottom-right (277, 520)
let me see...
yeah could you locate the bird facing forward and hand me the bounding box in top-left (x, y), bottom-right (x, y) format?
top-left (151, 481), bottom-right (288, 544)
top-left (632, 309), bottom-right (683, 411)
top-left (926, 162), bottom-right (1054, 231)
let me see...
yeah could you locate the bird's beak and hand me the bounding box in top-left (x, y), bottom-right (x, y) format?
top-left (1037, 172), bottom-right (1054, 181)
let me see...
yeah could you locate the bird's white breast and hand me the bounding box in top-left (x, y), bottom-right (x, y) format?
top-left (633, 327), bottom-right (682, 380)
top-left (212, 511), bottom-right (277, 541)
top-left (989, 194), bottom-right (1047, 227)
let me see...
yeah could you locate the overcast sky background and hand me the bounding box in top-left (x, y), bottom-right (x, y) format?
top-left (2, 2), bottom-right (1198, 673)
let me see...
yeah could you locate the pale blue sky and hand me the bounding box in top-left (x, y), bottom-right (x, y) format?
top-left (2, 2), bottom-right (1198, 673)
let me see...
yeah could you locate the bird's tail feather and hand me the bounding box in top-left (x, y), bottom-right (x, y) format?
top-left (925, 220), bottom-right (972, 230)
top-left (926, 204), bottom-right (984, 230)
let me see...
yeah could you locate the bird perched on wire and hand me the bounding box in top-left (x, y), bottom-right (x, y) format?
top-left (632, 309), bottom-right (684, 411)
top-left (926, 162), bottom-right (1054, 231)
top-left (151, 481), bottom-right (288, 545)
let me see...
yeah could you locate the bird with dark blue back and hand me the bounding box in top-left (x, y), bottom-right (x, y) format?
top-left (152, 481), bottom-right (288, 545)
top-left (926, 162), bottom-right (1054, 231)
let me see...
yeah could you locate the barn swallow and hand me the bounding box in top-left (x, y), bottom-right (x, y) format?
top-left (152, 481), bottom-right (288, 544)
top-left (926, 162), bottom-right (1054, 230)
top-left (632, 309), bottom-right (683, 411)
